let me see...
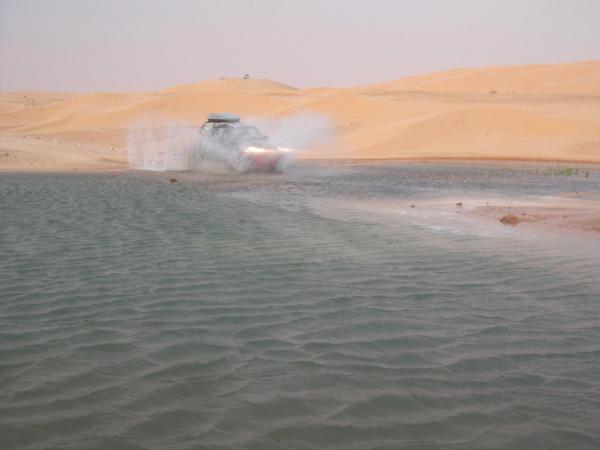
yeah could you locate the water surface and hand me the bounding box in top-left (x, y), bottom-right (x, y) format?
top-left (1, 163), bottom-right (600, 449)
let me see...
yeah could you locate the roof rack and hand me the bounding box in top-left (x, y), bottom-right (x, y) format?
top-left (207, 113), bottom-right (241, 123)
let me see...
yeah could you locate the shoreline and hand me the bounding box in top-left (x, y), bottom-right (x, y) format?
top-left (2, 132), bottom-right (600, 173)
top-left (3, 158), bottom-right (600, 173)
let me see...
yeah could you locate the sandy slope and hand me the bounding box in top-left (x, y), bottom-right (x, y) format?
top-left (361, 61), bottom-right (600, 95)
top-left (1, 61), bottom-right (600, 171)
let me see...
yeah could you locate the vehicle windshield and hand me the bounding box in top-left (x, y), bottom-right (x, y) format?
top-left (232, 124), bottom-right (265, 141)
top-left (206, 123), bottom-right (266, 140)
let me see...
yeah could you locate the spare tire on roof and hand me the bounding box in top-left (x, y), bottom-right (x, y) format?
top-left (207, 113), bottom-right (240, 123)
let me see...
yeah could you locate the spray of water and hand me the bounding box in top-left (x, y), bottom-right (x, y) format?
top-left (126, 112), bottom-right (334, 172)
top-left (247, 112), bottom-right (333, 152)
top-left (127, 122), bottom-right (198, 171)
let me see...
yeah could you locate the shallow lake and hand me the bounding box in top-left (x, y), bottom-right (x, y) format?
top-left (1, 163), bottom-right (599, 449)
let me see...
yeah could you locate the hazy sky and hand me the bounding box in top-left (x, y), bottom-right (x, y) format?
top-left (1, 0), bottom-right (599, 92)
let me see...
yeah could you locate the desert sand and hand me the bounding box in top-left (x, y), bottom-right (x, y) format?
top-left (1, 61), bottom-right (600, 172)
top-left (417, 192), bottom-right (600, 236)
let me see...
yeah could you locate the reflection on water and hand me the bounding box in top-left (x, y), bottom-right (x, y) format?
top-left (1, 163), bottom-right (599, 449)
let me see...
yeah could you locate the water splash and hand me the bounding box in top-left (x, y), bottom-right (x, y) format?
top-left (248, 112), bottom-right (334, 155)
top-left (126, 123), bottom-right (198, 171)
top-left (126, 112), bottom-right (334, 172)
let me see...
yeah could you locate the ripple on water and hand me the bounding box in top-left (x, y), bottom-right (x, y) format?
top-left (1, 168), bottom-right (600, 449)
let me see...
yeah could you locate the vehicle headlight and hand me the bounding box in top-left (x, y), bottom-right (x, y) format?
top-left (245, 146), bottom-right (267, 154)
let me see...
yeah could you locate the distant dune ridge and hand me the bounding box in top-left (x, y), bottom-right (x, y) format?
top-left (362, 61), bottom-right (600, 95)
top-left (1, 61), bottom-right (600, 170)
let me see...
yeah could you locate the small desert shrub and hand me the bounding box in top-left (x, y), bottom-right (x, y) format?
top-left (542, 167), bottom-right (578, 176)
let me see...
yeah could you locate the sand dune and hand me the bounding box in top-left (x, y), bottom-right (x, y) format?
top-left (363, 61), bottom-right (600, 95)
top-left (1, 62), bottom-right (600, 171)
